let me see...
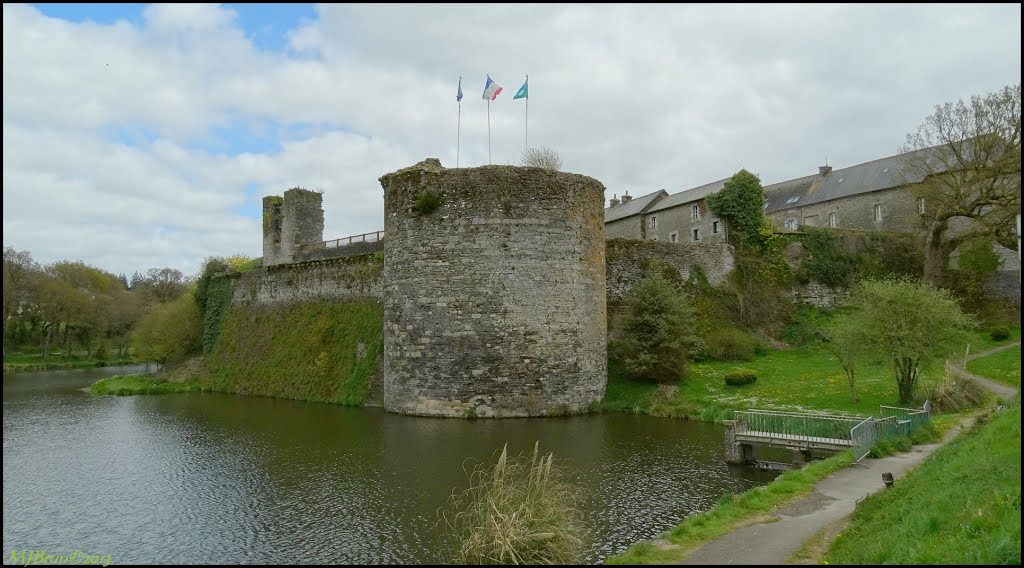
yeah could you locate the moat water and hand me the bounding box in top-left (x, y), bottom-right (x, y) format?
top-left (3, 366), bottom-right (777, 564)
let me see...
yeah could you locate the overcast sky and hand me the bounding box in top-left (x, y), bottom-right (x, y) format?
top-left (3, 3), bottom-right (1020, 277)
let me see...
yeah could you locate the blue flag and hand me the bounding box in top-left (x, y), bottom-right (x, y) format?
top-left (457, 77), bottom-right (463, 102)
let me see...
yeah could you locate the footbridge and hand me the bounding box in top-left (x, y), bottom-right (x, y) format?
top-left (724, 402), bottom-right (930, 465)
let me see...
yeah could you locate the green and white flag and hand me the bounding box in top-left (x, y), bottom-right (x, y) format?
top-left (513, 76), bottom-right (528, 99)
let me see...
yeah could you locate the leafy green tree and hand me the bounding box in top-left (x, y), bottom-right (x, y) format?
top-left (900, 82), bottom-right (1021, 286)
top-left (611, 269), bottom-right (698, 383)
top-left (823, 316), bottom-right (869, 403)
top-left (833, 278), bottom-right (975, 404)
top-left (132, 293), bottom-right (202, 365)
top-left (706, 169), bottom-right (769, 249)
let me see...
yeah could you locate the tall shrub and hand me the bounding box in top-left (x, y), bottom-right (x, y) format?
top-left (611, 270), bottom-right (698, 383)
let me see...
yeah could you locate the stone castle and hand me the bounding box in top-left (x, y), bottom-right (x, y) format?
top-left (257, 159), bottom-right (611, 417)
top-left (245, 148), bottom-right (1018, 418)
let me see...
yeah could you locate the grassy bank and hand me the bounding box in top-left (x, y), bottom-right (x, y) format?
top-left (606, 451), bottom-right (855, 564)
top-left (967, 345), bottom-right (1021, 388)
top-left (824, 405), bottom-right (1021, 564)
top-left (601, 345), bottom-right (930, 421)
top-left (90, 374), bottom-right (202, 396)
top-left (202, 300), bottom-right (383, 405)
top-left (4, 352), bottom-right (139, 373)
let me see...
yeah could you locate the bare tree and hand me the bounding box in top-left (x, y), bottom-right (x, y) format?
top-left (520, 146), bottom-right (563, 171)
top-left (899, 83), bottom-right (1021, 286)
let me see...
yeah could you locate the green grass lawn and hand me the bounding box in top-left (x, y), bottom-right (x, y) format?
top-left (825, 405), bottom-right (1021, 564)
top-left (967, 346), bottom-right (1021, 388)
top-left (602, 345), bottom-right (935, 420)
top-left (90, 374), bottom-right (202, 396)
top-left (4, 349), bottom-right (139, 372)
top-left (967, 325), bottom-right (1021, 352)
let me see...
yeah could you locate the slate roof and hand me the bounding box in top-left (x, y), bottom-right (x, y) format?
top-left (604, 189), bottom-right (668, 223)
top-left (763, 147), bottom-right (941, 214)
top-left (646, 177), bottom-right (731, 214)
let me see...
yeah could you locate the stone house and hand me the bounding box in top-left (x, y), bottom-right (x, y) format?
top-left (603, 181), bottom-right (730, 245)
top-left (602, 146), bottom-right (1020, 301)
top-left (604, 189), bottom-right (668, 239)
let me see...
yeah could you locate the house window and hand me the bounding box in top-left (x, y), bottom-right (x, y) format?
top-left (828, 212), bottom-right (836, 228)
top-left (712, 220), bottom-right (720, 234)
top-left (692, 205), bottom-right (700, 220)
top-left (918, 197), bottom-right (926, 214)
top-left (649, 216), bottom-right (657, 230)
top-left (874, 204), bottom-right (882, 222)
top-left (785, 219), bottom-right (799, 230)
top-left (692, 228), bottom-right (700, 241)
top-left (669, 231), bottom-right (678, 243)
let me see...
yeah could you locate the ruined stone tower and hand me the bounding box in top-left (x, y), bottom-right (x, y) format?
top-left (379, 159), bottom-right (607, 417)
top-left (262, 188), bottom-right (325, 266)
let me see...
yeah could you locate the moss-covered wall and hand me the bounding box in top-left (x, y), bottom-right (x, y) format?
top-left (203, 300), bottom-right (383, 405)
top-left (202, 252), bottom-right (384, 405)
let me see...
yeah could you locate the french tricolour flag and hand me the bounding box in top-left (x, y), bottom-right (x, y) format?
top-left (482, 75), bottom-right (502, 100)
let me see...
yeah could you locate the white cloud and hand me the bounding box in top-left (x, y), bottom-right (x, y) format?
top-left (2, 3), bottom-right (1021, 276)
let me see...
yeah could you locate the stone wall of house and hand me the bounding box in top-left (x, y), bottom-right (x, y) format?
top-left (767, 187), bottom-right (920, 232)
top-left (379, 159), bottom-right (607, 418)
top-left (643, 199), bottom-right (728, 244)
top-left (606, 239), bottom-right (735, 300)
top-left (605, 217), bottom-right (643, 240)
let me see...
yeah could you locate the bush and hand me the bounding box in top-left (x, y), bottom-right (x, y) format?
top-left (921, 373), bottom-right (988, 413)
top-left (441, 443), bottom-right (584, 565)
top-left (414, 191), bottom-right (443, 215)
top-left (705, 328), bottom-right (756, 362)
top-left (724, 369), bottom-right (758, 386)
top-left (989, 326), bottom-right (1011, 342)
top-left (611, 270), bottom-right (699, 383)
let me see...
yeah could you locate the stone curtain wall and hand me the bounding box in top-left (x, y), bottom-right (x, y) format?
top-left (380, 159), bottom-right (607, 417)
top-left (606, 239), bottom-right (736, 300)
top-left (227, 253), bottom-right (383, 307)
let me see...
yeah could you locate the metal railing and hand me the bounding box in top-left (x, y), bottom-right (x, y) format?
top-left (879, 400), bottom-right (931, 433)
top-left (734, 410), bottom-right (865, 443)
top-left (307, 230), bottom-right (385, 249)
top-left (734, 402), bottom-right (932, 463)
top-left (850, 417), bottom-right (877, 461)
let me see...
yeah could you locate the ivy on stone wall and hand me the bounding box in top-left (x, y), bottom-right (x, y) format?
top-left (202, 277), bottom-right (232, 354)
top-left (262, 196), bottom-right (283, 232)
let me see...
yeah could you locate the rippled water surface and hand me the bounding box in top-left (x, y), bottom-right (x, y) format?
top-left (3, 367), bottom-right (776, 563)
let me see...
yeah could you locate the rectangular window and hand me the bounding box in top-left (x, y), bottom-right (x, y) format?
top-left (828, 212), bottom-right (836, 228)
top-left (712, 220), bottom-right (720, 234)
top-left (785, 219), bottom-right (799, 230)
top-left (649, 216), bottom-right (657, 230)
top-left (669, 231), bottom-right (678, 243)
top-left (874, 204), bottom-right (882, 222)
top-left (918, 197), bottom-right (926, 214)
top-left (692, 228), bottom-right (700, 241)
top-left (692, 205), bottom-right (700, 220)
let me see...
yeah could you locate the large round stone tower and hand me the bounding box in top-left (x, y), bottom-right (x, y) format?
top-left (379, 159), bottom-right (607, 417)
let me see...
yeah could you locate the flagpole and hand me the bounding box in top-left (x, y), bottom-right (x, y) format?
top-left (524, 74), bottom-right (528, 153)
top-left (457, 76), bottom-right (462, 168)
top-left (487, 98), bottom-right (491, 165)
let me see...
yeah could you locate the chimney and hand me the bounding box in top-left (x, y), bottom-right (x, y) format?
top-left (610, 194), bottom-right (621, 207)
top-left (819, 165), bottom-right (832, 176)
top-left (621, 191), bottom-right (633, 203)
